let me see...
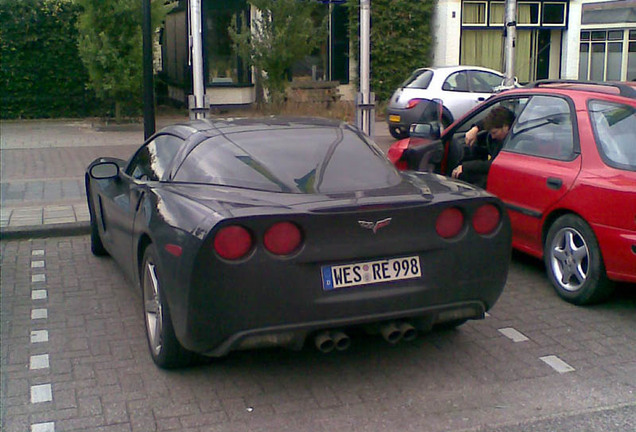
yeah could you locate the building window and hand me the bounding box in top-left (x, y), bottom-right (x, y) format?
top-left (629, 30), bottom-right (636, 81)
top-left (579, 30), bottom-right (635, 82)
top-left (542, 2), bottom-right (566, 26)
top-left (204, 0), bottom-right (250, 86)
top-left (463, 2), bottom-right (488, 26)
top-left (517, 2), bottom-right (540, 26)
top-left (489, 2), bottom-right (504, 25)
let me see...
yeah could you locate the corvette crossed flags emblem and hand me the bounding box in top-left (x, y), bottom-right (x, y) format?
top-left (358, 217), bottom-right (392, 234)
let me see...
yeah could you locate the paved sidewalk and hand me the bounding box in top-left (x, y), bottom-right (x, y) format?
top-left (1, 117), bottom-right (393, 239)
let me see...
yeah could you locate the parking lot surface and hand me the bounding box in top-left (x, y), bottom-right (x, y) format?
top-left (1, 236), bottom-right (634, 432)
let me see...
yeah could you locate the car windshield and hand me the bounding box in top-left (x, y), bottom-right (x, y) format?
top-left (402, 69), bottom-right (434, 89)
top-left (589, 100), bottom-right (636, 171)
top-left (174, 126), bottom-right (402, 193)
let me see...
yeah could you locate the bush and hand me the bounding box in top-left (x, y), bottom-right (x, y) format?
top-left (347, 0), bottom-right (435, 103)
top-left (0, 0), bottom-right (101, 119)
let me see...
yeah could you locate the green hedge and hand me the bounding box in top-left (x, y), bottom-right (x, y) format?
top-left (347, 0), bottom-right (435, 103)
top-left (0, 0), bottom-right (101, 118)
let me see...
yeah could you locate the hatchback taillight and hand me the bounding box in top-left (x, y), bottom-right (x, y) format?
top-left (406, 99), bottom-right (424, 109)
top-left (436, 207), bottom-right (464, 239)
top-left (472, 204), bottom-right (501, 235)
top-left (213, 225), bottom-right (253, 260)
top-left (264, 222), bottom-right (302, 255)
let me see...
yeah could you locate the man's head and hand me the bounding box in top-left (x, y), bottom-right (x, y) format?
top-left (483, 106), bottom-right (515, 141)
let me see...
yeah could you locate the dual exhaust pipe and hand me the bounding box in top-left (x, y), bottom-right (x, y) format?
top-left (314, 330), bottom-right (351, 353)
top-left (379, 321), bottom-right (417, 344)
top-left (313, 321), bottom-right (418, 353)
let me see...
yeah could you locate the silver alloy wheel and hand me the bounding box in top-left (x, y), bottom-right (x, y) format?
top-left (548, 226), bottom-right (590, 292)
top-left (143, 261), bottom-right (163, 356)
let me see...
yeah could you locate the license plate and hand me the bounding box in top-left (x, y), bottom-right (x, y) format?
top-left (321, 256), bottom-right (421, 290)
top-left (389, 115), bottom-right (401, 123)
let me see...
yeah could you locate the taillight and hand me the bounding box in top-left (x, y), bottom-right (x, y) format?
top-left (264, 222), bottom-right (302, 255)
top-left (213, 225), bottom-right (253, 260)
top-left (405, 99), bottom-right (424, 109)
top-left (472, 204), bottom-right (501, 235)
top-left (436, 207), bottom-right (464, 239)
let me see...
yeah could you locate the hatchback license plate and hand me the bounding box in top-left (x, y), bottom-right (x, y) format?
top-left (322, 256), bottom-right (421, 290)
top-left (389, 115), bottom-right (401, 123)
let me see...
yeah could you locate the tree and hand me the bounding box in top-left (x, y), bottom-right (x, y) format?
top-left (229, 0), bottom-right (326, 108)
top-left (74, 0), bottom-right (169, 120)
top-left (347, 0), bottom-right (434, 102)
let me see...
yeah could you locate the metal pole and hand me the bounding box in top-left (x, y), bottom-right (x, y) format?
top-left (142, 0), bottom-right (155, 139)
top-left (503, 0), bottom-right (517, 87)
top-left (189, 0), bottom-right (206, 119)
top-left (356, 0), bottom-right (374, 136)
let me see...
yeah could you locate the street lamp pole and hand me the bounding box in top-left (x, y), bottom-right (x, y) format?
top-left (356, 0), bottom-right (375, 137)
top-left (188, 0), bottom-right (207, 119)
top-left (142, 0), bottom-right (155, 139)
top-left (503, 0), bottom-right (517, 87)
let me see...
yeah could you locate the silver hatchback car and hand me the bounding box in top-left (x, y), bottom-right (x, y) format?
top-left (386, 65), bottom-right (506, 139)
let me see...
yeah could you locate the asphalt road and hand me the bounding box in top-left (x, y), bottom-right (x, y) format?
top-left (1, 237), bottom-right (635, 432)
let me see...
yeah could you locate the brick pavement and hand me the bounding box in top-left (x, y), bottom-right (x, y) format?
top-left (1, 237), bottom-right (635, 432)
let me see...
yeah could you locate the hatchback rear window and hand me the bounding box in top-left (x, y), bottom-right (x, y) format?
top-left (589, 100), bottom-right (636, 171)
top-left (402, 69), bottom-right (434, 89)
top-left (174, 126), bottom-right (402, 193)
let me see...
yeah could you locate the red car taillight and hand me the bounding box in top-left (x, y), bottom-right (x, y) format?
top-left (405, 99), bottom-right (424, 109)
top-left (213, 225), bottom-right (253, 260)
top-left (472, 204), bottom-right (501, 235)
top-left (436, 207), bottom-right (464, 239)
top-left (264, 221), bottom-right (302, 255)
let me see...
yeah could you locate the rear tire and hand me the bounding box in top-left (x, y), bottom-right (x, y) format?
top-left (544, 215), bottom-right (613, 305)
top-left (389, 126), bottom-right (409, 140)
top-left (141, 245), bottom-right (194, 368)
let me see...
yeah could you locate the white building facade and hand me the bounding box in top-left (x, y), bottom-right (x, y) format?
top-left (431, 0), bottom-right (635, 82)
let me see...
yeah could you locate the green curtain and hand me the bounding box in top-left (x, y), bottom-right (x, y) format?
top-left (461, 29), bottom-right (533, 82)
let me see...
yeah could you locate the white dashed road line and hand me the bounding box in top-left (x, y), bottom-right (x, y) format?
top-left (30, 248), bottom-right (55, 431)
top-left (498, 327), bottom-right (529, 342)
top-left (540, 355), bottom-right (576, 373)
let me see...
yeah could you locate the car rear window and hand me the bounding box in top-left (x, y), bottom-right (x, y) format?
top-left (173, 126), bottom-right (402, 193)
top-left (589, 100), bottom-right (636, 171)
top-left (402, 69), bottom-right (434, 89)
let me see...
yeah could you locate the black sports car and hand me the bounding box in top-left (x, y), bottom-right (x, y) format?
top-left (86, 117), bottom-right (511, 368)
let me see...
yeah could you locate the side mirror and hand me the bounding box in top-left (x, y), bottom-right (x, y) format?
top-left (410, 123), bottom-right (441, 140)
top-left (89, 161), bottom-right (119, 179)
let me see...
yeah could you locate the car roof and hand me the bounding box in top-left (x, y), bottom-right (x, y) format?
top-left (419, 65), bottom-right (504, 75)
top-left (522, 80), bottom-right (636, 99)
top-left (156, 116), bottom-right (349, 140)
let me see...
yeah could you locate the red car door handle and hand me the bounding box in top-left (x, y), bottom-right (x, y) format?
top-left (547, 177), bottom-right (562, 190)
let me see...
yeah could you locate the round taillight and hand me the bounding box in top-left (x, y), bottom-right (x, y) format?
top-left (472, 204), bottom-right (501, 235)
top-left (213, 225), bottom-right (253, 260)
top-left (264, 222), bottom-right (302, 255)
top-left (436, 207), bottom-right (464, 239)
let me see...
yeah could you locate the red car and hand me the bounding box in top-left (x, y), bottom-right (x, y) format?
top-left (388, 80), bottom-right (636, 305)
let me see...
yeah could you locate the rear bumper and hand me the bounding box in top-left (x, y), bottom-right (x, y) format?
top-left (386, 106), bottom-right (426, 129)
top-left (176, 239), bottom-right (510, 356)
top-left (200, 301), bottom-right (486, 357)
